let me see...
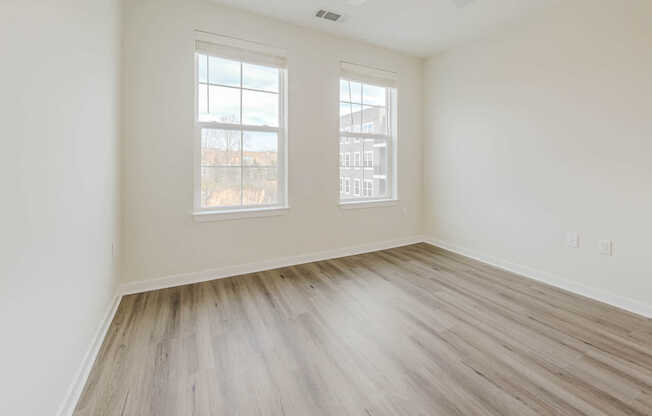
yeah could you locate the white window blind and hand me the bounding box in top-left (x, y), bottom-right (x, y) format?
top-left (340, 61), bottom-right (396, 88)
top-left (195, 40), bottom-right (286, 69)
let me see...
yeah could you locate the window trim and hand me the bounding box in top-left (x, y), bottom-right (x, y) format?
top-left (192, 48), bottom-right (289, 217)
top-left (339, 199), bottom-right (398, 209)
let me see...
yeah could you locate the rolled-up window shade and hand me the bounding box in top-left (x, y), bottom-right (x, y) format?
top-left (340, 61), bottom-right (396, 88)
top-left (195, 40), bottom-right (286, 68)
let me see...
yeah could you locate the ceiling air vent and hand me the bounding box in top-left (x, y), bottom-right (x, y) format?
top-left (315, 9), bottom-right (342, 22)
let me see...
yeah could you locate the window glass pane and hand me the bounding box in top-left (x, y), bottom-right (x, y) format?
top-left (198, 54), bottom-right (208, 83)
top-left (242, 90), bottom-right (278, 127)
top-left (243, 167), bottom-right (277, 205)
top-left (340, 102), bottom-right (362, 133)
top-left (201, 167), bottom-right (241, 208)
top-left (198, 84), bottom-right (208, 120)
top-left (208, 85), bottom-right (240, 123)
top-left (243, 131), bottom-right (277, 166)
top-left (243, 63), bottom-right (279, 92)
top-left (340, 79), bottom-right (361, 103)
top-left (201, 129), bottom-right (241, 166)
top-left (362, 105), bottom-right (387, 134)
top-left (209, 56), bottom-right (240, 87)
top-left (363, 84), bottom-right (386, 106)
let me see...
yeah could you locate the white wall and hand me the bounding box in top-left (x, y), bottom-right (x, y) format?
top-left (121, 0), bottom-right (424, 285)
top-left (424, 0), bottom-right (652, 312)
top-left (0, 0), bottom-right (122, 414)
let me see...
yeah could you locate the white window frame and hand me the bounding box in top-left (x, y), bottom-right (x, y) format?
top-left (338, 68), bottom-right (397, 206)
top-left (192, 38), bottom-right (288, 219)
top-left (344, 177), bottom-right (351, 194)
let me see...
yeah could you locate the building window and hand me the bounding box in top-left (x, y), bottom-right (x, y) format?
top-left (194, 42), bottom-right (287, 212)
top-left (344, 178), bottom-right (351, 194)
top-left (364, 151), bottom-right (373, 168)
top-left (340, 177), bottom-right (343, 193)
top-left (339, 71), bottom-right (396, 203)
top-left (353, 179), bottom-right (361, 196)
top-left (353, 152), bottom-right (361, 169)
top-left (363, 180), bottom-right (373, 197)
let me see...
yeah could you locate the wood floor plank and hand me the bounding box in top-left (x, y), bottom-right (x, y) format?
top-left (74, 243), bottom-right (652, 415)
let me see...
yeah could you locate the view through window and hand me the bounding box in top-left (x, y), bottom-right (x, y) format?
top-left (339, 78), bottom-right (395, 202)
top-left (196, 52), bottom-right (285, 210)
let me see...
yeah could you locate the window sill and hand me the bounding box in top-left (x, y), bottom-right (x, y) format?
top-left (339, 199), bottom-right (398, 210)
top-left (192, 206), bottom-right (289, 222)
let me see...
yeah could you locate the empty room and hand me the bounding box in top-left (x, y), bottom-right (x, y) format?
top-left (3, 0), bottom-right (652, 414)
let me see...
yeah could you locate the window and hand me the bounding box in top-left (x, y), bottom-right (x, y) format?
top-left (364, 151), bottom-right (373, 168)
top-left (339, 65), bottom-right (396, 203)
top-left (363, 180), bottom-right (373, 197)
top-left (344, 178), bottom-right (351, 194)
top-left (194, 41), bottom-right (287, 213)
top-left (353, 152), bottom-right (361, 169)
top-left (353, 179), bottom-right (361, 196)
top-left (339, 177), bottom-right (344, 193)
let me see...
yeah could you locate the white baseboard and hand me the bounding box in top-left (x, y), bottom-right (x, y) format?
top-left (118, 235), bottom-right (426, 296)
top-left (56, 294), bottom-right (123, 416)
top-left (424, 236), bottom-right (652, 319)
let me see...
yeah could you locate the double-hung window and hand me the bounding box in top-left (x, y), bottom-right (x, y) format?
top-left (339, 62), bottom-right (397, 204)
top-left (194, 40), bottom-right (287, 214)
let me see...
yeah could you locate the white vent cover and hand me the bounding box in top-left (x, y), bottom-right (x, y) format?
top-left (315, 10), bottom-right (342, 22)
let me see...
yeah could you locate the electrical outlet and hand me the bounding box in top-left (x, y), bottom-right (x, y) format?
top-left (599, 240), bottom-right (613, 256)
top-left (566, 232), bottom-right (579, 248)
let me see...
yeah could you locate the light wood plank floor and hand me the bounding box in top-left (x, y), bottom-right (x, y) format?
top-left (74, 243), bottom-right (652, 415)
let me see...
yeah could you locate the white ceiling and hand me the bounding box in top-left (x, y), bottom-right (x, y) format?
top-left (210, 0), bottom-right (554, 57)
